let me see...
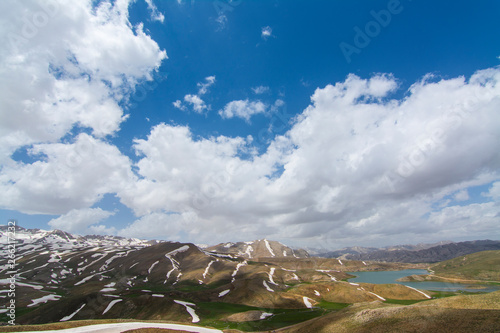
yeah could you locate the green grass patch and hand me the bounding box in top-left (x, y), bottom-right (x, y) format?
top-left (428, 290), bottom-right (460, 298)
top-left (200, 308), bottom-right (328, 332)
top-left (317, 301), bottom-right (350, 310)
top-left (196, 301), bottom-right (348, 332)
top-left (196, 302), bottom-right (263, 320)
top-left (0, 305), bottom-right (38, 323)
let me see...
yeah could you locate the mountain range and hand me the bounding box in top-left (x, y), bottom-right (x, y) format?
top-left (1, 225), bottom-right (499, 331)
top-left (0, 226), bottom-right (420, 327)
top-left (317, 240), bottom-right (500, 263)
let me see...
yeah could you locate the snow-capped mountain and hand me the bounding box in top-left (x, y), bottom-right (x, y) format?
top-left (0, 226), bottom-right (427, 327)
top-left (206, 239), bottom-right (309, 259)
top-left (0, 225), bottom-right (157, 250)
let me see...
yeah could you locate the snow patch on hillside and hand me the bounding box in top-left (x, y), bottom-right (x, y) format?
top-left (102, 299), bottom-right (122, 315)
top-left (260, 312), bottom-right (273, 319)
top-left (60, 303), bottom-right (85, 321)
top-left (303, 297), bottom-right (313, 308)
top-left (174, 300), bottom-right (200, 323)
top-left (405, 285), bottom-right (431, 298)
top-left (167, 245), bottom-right (190, 257)
top-left (231, 261), bottom-right (247, 282)
top-left (244, 245), bottom-right (254, 258)
top-left (264, 239), bottom-right (275, 257)
top-left (74, 274), bottom-right (96, 286)
top-left (263, 280), bottom-right (274, 292)
top-left (28, 294), bottom-right (61, 307)
top-left (148, 260), bottom-right (159, 274)
top-left (203, 260), bottom-right (216, 279)
top-left (367, 291), bottom-right (386, 301)
top-left (218, 289), bottom-right (230, 297)
top-left (268, 267), bottom-right (278, 285)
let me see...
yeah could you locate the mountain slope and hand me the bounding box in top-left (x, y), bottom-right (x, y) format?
top-left (278, 291), bottom-right (500, 333)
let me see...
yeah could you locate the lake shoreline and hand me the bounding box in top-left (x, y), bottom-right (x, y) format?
top-left (347, 269), bottom-right (500, 293)
top-left (397, 274), bottom-right (500, 286)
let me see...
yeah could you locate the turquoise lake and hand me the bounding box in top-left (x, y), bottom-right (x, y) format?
top-left (347, 269), bottom-right (500, 293)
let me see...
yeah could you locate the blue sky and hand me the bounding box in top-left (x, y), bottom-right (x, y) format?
top-left (1, 0), bottom-right (499, 249)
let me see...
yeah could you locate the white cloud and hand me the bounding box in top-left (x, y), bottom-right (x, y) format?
top-left (453, 189), bottom-right (469, 201)
top-left (427, 202), bottom-right (500, 238)
top-left (0, 0), bottom-right (166, 163)
top-left (261, 26), bottom-right (272, 39)
top-left (48, 207), bottom-right (115, 234)
top-left (118, 212), bottom-right (186, 240)
top-left (1, 0), bottom-right (499, 248)
top-left (173, 100), bottom-right (186, 111)
top-left (118, 123), bottom-right (260, 217)
top-left (219, 99), bottom-right (267, 121)
top-left (197, 75), bottom-right (216, 95)
top-left (174, 76), bottom-right (215, 113)
top-left (252, 86), bottom-right (270, 94)
top-left (144, 0), bottom-right (165, 22)
top-left (184, 94), bottom-right (208, 113)
top-left (484, 181), bottom-right (500, 200)
top-left (121, 68), bottom-right (500, 247)
top-left (0, 134), bottom-right (135, 215)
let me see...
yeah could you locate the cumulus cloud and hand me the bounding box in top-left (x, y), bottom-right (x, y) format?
top-left (48, 207), bottom-right (115, 235)
top-left (1, 0), bottom-right (499, 247)
top-left (252, 86), bottom-right (270, 94)
top-left (0, 0), bottom-right (166, 163)
top-left (119, 68), bottom-right (500, 247)
top-left (0, 0), bottom-right (166, 218)
top-left (173, 76), bottom-right (216, 113)
top-left (118, 212), bottom-right (186, 240)
top-left (219, 99), bottom-right (267, 121)
top-left (0, 133), bottom-right (135, 215)
top-left (184, 94), bottom-right (208, 113)
top-left (118, 123), bottom-right (260, 216)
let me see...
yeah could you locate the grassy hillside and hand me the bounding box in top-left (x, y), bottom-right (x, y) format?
top-left (277, 291), bottom-right (500, 333)
top-left (430, 250), bottom-right (500, 281)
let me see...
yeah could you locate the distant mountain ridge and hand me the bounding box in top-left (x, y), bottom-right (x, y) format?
top-left (319, 240), bottom-right (500, 263)
top-left (315, 241), bottom-right (454, 259)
